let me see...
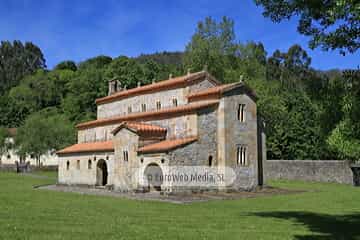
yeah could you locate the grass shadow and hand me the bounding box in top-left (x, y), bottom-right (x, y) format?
top-left (247, 211), bottom-right (360, 239)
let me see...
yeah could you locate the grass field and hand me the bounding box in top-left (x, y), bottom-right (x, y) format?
top-left (1, 172), bottom-right (360, 240)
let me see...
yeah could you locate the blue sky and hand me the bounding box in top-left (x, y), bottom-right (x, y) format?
top-left (1, 0), bottom-right (359, 70)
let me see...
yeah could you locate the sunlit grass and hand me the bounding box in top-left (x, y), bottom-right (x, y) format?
top-left (0, 172), bottom-right (359, 239)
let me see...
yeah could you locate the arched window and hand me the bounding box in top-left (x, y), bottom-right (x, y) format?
top-left (123, 150), bottom-right (129, 162)
top-left (237, 104), bottom-right (246, 122)
top-left (141, 104), bottom-right (146, 112)
top-left (208, 155), bottom-right (213, 167)
top-left (173, 98), bottom-right (178, 107)
top-left (66, 161), bottom-right (70, 170)
top-left (76, 160), bottom-right (80, 170)
top-left (237, 146), bottom-right (247, 165)
top-left (88, 159), bottom-right (92, 169)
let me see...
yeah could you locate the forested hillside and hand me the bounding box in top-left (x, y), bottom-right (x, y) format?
top-left (0, 16), bottom-right (359, 161)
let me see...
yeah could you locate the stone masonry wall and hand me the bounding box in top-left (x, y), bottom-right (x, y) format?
top-left (264, 160), bottom-right (354, 185)
top-left (169, 106), bottom-right (217, 167)
top-left (78, 114), bottom-right (197, 143)
top-left (58, 152), bottom-right (114, 185)
top-left (97, 88), bottom-right (185, 119)
top-left (222, 90), bottom-right (258, 190)
top-left (97, 78), bottom-right (216, 119)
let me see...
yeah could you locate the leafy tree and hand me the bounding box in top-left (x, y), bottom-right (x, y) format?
top-left (78, 55), bottom-right (112, 70)
top-left (327, 69), bottom-right (360, 160)
top-left (62, 68), bottom-right (107, 123)
top-left (234, 42), bottom-right (267, 80)
top-left (327, 119), bottom-right (360, 160)
top-left (105, 56), bottom-right (147, 88)
top-left (0, 40), bottom-right (46, 93)
top-left (135, 51), bottom-right (184, 66)
top-left (254, 0), bottom-right (360, 54)
top-left (266, 44), bottom-right (312, 89)
top-left (269, 91), bottom-right (324, 159)
top-left (184, 16), bottom-right (238, 81)
top-left (15, 110), bottom-right (75, 166)
top-left (5, 69), bottom-right (76, 125)
top-left (54, 61), bottom-right (77, 71)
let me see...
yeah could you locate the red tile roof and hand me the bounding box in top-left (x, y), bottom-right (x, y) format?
top-left (57, 141), bottom-right (114, 155)
top-left (111, 121), bottom-right (166, 135)
top-left (187, 83), bottom-right (236, 102)
top-left (77, 100), bottom-right (219, 130)
top-left (138, 136), bottom-right (197, 153)
top-left (95, 71), bottom-right (220, 105)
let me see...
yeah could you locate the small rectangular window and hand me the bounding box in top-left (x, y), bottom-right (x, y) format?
top-left (237, 146), bottom-right (247, 166)
top-left (128, 106), bottom-right (132, 113)
top-left (88, 159), bottom-right (92, 169)
top-left (156, 101), bottom-right (161, 110)
top-left (141, 104), bottom-right (146, 112)
top-left (66, 161), bottom-right (70, 170)
top-left (123, 150), bottom-right (129, 162)
top-left (173, 98), bottom-right (178, 107)
top-left (237, 104), bottom-right (246, 122)
top-left (76, 160), bottom-right (80, 170)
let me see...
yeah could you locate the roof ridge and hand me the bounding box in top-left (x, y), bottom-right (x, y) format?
top-left (95, 71), bottom-right (220, 105)
top-left (57, 140), bottom-right (114, 155)
top-left (138, 136), bottom-right (197, 154)
top-left (77, 100), bottom-right (219, 130)
top-left (111, 121), bottom-right (167, 135)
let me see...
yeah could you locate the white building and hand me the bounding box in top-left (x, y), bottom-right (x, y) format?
top-left (0, 128), bottom-right (58, 167)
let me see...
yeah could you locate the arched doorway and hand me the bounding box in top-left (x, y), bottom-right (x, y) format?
top-left (143, 163), bottom-right (163, 192)
top-left (96, 159), bottom-right (108, 186)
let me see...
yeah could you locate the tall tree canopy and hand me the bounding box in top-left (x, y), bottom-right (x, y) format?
top-left (184, 16), bottom-right (238, 81)
top-left (254, 0), bottom-right (360, 54)
top-left (0, 41), bottom-right (46, 93)
top-left (15, 110), bottom-right (75, 165)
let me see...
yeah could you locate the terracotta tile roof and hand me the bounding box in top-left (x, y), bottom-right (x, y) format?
top-left (57, 141), bottom-right (114, 155)
top-left (111, 121), bottom-right (167, 135)
top-left (187, 82), bottom-right (257, 102)
top-left (95, 71), bottom-right (220, 105)
top-left (187, 83), bottom-right (236, 101)
top-left (138, 136), bottom-right (197, 153)
top-left (77, 100), bottom-right (219, 130)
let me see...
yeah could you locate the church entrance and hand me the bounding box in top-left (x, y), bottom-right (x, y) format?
top-left (144, 163), bottom-right (163, 192)
top-left (96, 159), bottom-right (108, 186)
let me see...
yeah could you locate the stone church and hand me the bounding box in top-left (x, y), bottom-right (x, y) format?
top-left (57, 71), bottom-right (266, 192)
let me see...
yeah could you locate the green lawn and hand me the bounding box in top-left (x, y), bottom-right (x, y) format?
top-left (1, 172), bottom-right (360, 240)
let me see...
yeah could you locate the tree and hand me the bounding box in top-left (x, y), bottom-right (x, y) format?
top-left (5, 69), bottom-right (76, 125)
top-left (0, 40), bottom-right (46, 93)
top-left (62, 68), bottom-right (107, 123)
top-left (15, 110), bottom-right (75, 166)
top-left (105, 56), bottom-right (147, 88)
top-left (327, 69), bottom-right (360, 160)
top-left (254, 0), bottom-right (360, 54)
top-left (184, 16), bottom-right (238, 81)
top-left (78, 55), bottom-right (112, 70)
top-left (54, 61), bottom-right (77, 71)
top-left (266, 44), bottom-right (312, 89)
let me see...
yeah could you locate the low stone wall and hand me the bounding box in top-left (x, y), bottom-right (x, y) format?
top-left (264, 160), bottom-right (354, 185)
top-left (0, 164), bottom-right (17, 172)
top-left (0, 163), bottom-right (57, 172)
